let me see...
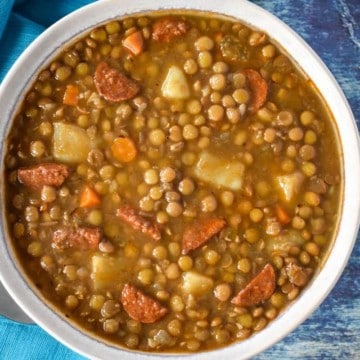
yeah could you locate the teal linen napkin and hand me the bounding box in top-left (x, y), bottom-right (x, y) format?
top-left (0, 0), bottom-right (94, 82)
top-left (0, 2), bottom-right (95, 358)
top-left (0, 315), bottom-right (84, 359)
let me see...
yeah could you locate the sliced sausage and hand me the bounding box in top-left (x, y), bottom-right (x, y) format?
top-left (17, 163), bottom-right (70, 189)
top-left (152, 18), bottom-right (189, 42)
top-left (231, 263), bottom-right (276, 307)
top-left (121, 284), bottom-right (168, 323)
top-left (182, 217), bottom-right (226, 254)
top-left (243, 69), bottom-right (268, 113)
top-left (116, 205), bottom-right (161, 241)
top-left (52, 227), bottom-right (100, 250)
top-left (94, 62), bottom-right (139, 102)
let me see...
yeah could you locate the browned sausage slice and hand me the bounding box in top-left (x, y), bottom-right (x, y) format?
top-left (116, 205), bottom-right (161, 241)
top-left (243, 69), bottom-right (268, 113)
top-left (94, 62), bottom-right (139, 102)
top-left (182, 218), bottom-right (226, 254)
top-left (231, 263), bottom-right (276, 307)
top-left (52, 227), bottom-right (101, 250)
top-left (121, 284), bottom-right (168, 323)
top-left (17, 163), bottom-right (70, 189)
top-left (152, 18), bottom-right (189, 42)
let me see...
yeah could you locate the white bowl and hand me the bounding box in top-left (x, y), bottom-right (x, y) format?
top-left (0, 0), bottom-right (359, 359)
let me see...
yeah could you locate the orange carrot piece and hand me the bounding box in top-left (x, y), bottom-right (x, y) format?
top-left (111, 137), bottom-right (137, 163)
top-left (79, 185), bottom-right (101, 208)
top-left (123, 31), bottom-right (144, 56)
top-left (63, 84), bottom-right (79, 106)
top-left (275, 204), bottom-right (291, 225)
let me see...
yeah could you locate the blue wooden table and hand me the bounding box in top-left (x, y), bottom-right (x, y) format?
top-left (0, 1), bottom-right (359, 359)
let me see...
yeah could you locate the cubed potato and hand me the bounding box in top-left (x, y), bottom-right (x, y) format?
top-left (266, 230), bottom-right (306, 255)
top-left (275, 172), bottom-right (304, 202)
top-left (161, 66), bottom-right (190, 99)
top-left (194, 151), bottom-right (245, 191)
top-left (182, 271), bottom-right (214, 295)
top-left (91, 254), bottom-right (128, 290)
top-left (53, 122), bottom-right (91, 163)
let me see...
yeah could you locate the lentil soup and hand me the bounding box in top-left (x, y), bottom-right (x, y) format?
top-left (4, 11), bottom-right (342, 353)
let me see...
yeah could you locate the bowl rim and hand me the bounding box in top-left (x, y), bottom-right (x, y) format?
top-left (0, 0), bottom-right (359, 359)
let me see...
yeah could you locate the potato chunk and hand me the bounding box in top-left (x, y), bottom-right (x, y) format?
top-left (275, 172), bottom-right (304, 202)
top-left (53, 122), bottom-right (91, 163)
top-left (182, 271), bottom-right (214, 295)
top-left (266, 230), bottom-right (306, 255)
top-left (161, 66), bottom-right (190, 99)
top-left (194, 151), bottom-right (245, 191)
top-left (91, 254), bottom-right (128, 290)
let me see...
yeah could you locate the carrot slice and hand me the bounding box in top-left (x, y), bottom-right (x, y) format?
top-left (243, 69), bottom-right (268, 113)
top-left (275, 204), bottom-right (291, 224)
top-left (79, 185), bottom-right (101, 208)
top-left (63, 84), bottom-right (79, 106)
top-left (111, 137), bottom-right (137, 163)
top-left (123, 31), bottom-right (144, 56)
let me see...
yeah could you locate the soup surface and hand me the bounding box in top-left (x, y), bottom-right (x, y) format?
top-left (4, 12), bottom-right (342, 353)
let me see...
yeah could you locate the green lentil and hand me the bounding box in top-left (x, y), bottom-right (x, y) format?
top-left (87, 209), bottom-right (103, 225)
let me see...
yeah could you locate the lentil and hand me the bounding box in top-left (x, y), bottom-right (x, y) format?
top-left (198, 51), bottom-right (213, 68)
top-left (209, 74), bottom-right (227, 91)
top-left (249, 208), bottom-right (263, 223)
top-left (288, 127), bottom-right (304, 141)
top-left (213, 61), bottom-right (229, 73)
top-left (208, 105), bottom-right (225, 121)
top-left (214, 283), bottom-right (232, 301)
top-left (149, 129), bottom-right (166, 146)
top-left (138, 268), bottom-right (154, 285)
top-left (276, 111), bottom-right (293, 126)
top-left (233, 89), bottom-right (249, 104)
top-left (41, 186), bottom-right (56, 203)
top-left (226, 107), bottom-right (241, 123)
top-left (30, 141), bottom-right (45, 158)
top-left (201, 194), bottom-right (218, 212)
top-left (183, 124), bottom-right (199, 140)
top-left (195, 36), bottom-right (214, 51)
top-left (170, 295), bottom-right (185, 312)
top-left (166, 202), bottom-right (183, 217)
top-left (144, 169), bottom-right (159, 185)
top-left (65, 295), bottom-right (79, 309)
top-left (178, 256), bottom-right (193, 271)
top-left (165, 263), bottom-right (181, 280)
top-left (184, 59), bottom-right (198, 74)
top-left (237, 258), bottom-right (251, 273)
top-left (103, 319), bottom-right (120, 334)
